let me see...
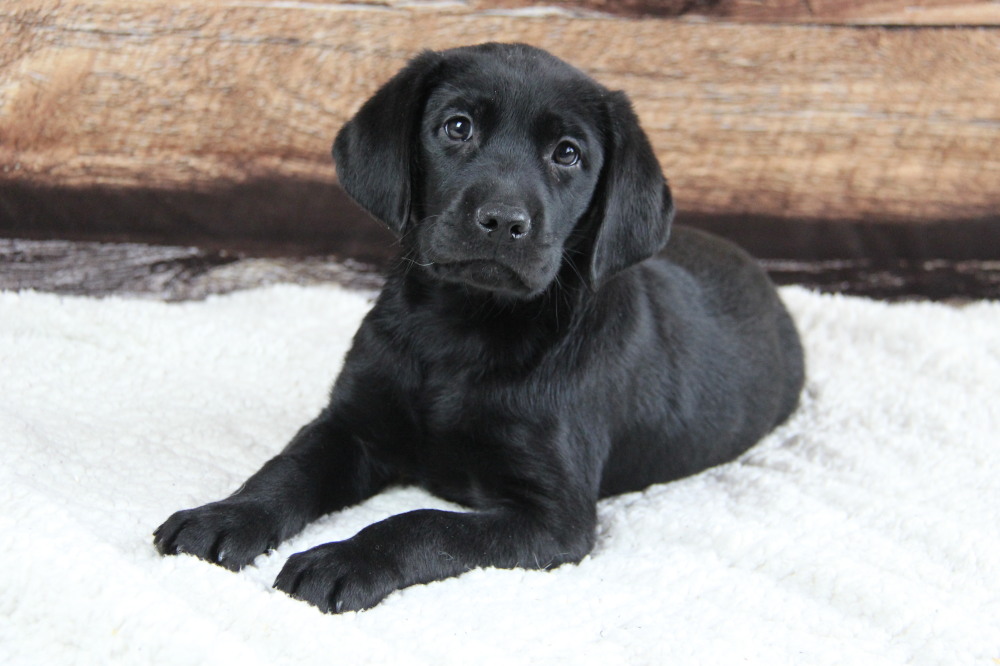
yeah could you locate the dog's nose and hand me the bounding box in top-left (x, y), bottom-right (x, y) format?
top-left (475, 204), bottom-right (532, 240)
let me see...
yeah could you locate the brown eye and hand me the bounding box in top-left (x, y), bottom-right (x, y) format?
top-left (553, 141), bottom-right (580, 166)
top-left (443, 116), bottom-right (473, 142)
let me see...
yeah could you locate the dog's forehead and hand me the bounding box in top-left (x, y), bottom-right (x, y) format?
top-left (431, 48), bottom-right (606, 123)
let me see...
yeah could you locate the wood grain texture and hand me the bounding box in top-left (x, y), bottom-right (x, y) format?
top-left (4, 238), bottom-right (998, 301)
top-left (478, 0), bottom-right (1000, 24)
top-left (2, 0), bottom-right (999, 240)
top-left (0, 238), bottom-right (384, 299)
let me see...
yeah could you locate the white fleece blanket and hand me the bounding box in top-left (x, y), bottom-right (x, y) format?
top-left (1, 284), bottom-right (998, 666)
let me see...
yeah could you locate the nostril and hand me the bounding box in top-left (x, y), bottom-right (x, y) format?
top-left (475, 205), bottom-right (532, 240)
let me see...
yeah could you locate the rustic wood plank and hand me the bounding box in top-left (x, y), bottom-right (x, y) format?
top-left (2, 0), bottom-right (998, 243)
top-left (479, 0), bottom-right (1000, 24)
top-left (3, 238), bottom-right (997, 302)
top-left (0, 239), bottom-right (383, 300)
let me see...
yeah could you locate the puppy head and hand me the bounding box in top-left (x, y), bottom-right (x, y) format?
top-left (334, 43), bottom-right (674, 298)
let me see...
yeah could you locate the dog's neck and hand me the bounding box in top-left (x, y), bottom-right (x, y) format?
top-left (382, 257), bottom-right (591, 374)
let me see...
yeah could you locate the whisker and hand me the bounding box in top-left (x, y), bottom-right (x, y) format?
top-left (561, 248), bottom-right (588, 288)
top-left (393, 214), bottom-right (448, 276)
top-left (402, 257), bottom-right (436, 267)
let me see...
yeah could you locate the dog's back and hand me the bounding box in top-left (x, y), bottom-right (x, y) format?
top-left (596, 225), bottom-right (804, 497)
top-left (661, 225), bottom-right (804, 428)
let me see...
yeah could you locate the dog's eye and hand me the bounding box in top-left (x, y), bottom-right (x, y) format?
top-left (552, 141), bottom-right (580, 167)
top-left (443, 116), bottom-right (473, 142)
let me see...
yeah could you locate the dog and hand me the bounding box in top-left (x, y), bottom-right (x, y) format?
top-left (154, 43), bottom-right (805, 613)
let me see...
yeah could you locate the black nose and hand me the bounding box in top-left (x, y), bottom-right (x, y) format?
top-left (475, 204), bottom-right (532, 240)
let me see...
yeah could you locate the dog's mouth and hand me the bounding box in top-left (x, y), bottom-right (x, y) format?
top-left (431, 260), bottom-right (535, 296)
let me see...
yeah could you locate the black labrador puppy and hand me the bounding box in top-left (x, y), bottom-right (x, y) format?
top-left (155, 43), bottom-right (804, 613)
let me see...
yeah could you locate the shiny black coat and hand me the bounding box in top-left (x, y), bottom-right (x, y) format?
top-left (155, 43), bottom-right (804, 613)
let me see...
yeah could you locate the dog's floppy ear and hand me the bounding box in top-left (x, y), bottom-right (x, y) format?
top-left (586, 91), bottom-right (675, 287)
top-left (333, 51), bottom-right (442, 235)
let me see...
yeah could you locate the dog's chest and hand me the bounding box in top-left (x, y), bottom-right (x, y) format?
top-left (398, 365), bottom-right (549, 508)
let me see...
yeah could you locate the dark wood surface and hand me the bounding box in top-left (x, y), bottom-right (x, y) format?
top-left (0, 239), bottom-right (384, 301)
top-left (3, 238), bottom-right (996, 302)
top-left (5, 177), bottom-right (999, 262)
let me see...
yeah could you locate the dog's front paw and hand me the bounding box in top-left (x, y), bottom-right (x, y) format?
top-left (273, 540), bottom-right (401, 613)
top-left (153, 499), bottom-right (281, 571)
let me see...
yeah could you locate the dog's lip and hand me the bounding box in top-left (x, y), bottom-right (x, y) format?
top-left (431, 259), bottom-right (533, 294)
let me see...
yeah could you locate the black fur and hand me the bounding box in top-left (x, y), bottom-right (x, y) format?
top-left (154, 43), bottom-right (805, 613)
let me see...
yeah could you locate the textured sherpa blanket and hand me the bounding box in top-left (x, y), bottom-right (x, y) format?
top-left (1, 284), bottom-right (998, 666)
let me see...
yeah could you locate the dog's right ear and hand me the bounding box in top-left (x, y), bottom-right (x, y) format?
top-left (333, 51), bottom-right (442, 236)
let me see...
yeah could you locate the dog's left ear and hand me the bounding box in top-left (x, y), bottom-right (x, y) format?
top-left (585, 91), bottom-right (675, 288)
top-left (333, 51), bottom-right (443, 235)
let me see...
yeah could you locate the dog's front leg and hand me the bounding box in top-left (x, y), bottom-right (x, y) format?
top-left (273, 501), bottom-right (597, 613)
top-left (154, 410), bottom-right (388, 571)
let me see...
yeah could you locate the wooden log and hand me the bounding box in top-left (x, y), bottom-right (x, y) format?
top-left (1, 0), bottom-right (998, 259)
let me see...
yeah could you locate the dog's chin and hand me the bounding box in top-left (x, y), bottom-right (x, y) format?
top-left (431, 260), bottom-right (545, 299)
